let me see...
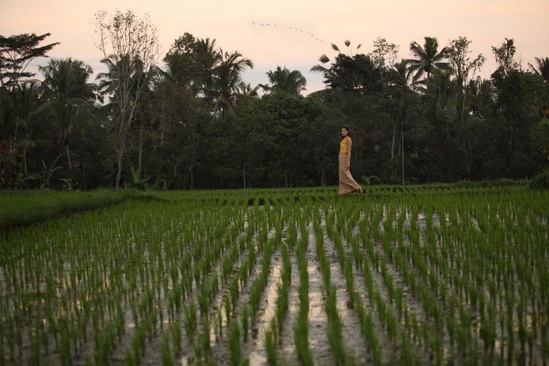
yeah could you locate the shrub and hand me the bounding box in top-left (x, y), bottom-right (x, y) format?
top-left (528, 169), bottom-right (549, 189)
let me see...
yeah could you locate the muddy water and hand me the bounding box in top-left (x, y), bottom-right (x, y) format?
top-left (4, 195), bottom-right (547, 366)
top-left (278, 253), bottom-right (301, 365)
top-left (246, 258), bottom-right (282, 363)
top-left (304, 224), bottom-right (335, 365)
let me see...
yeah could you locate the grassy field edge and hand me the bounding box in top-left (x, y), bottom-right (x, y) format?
top-left (0, 189), bottom-right (163, 231)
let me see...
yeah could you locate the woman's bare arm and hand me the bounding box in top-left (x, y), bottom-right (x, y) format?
top-left (346, 138), bottom-right (352, 169)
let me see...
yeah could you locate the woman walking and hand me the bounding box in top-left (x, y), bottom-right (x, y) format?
top-left (339, 126), bottom-right (363, 195)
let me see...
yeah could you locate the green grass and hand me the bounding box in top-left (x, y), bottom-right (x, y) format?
top-left (0, 189), bottom-right (162, 230)
top-left (0, 183), bottom-right (547, 365)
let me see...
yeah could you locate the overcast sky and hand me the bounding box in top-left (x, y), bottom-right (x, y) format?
top-left (2, 0), bottom-right (548, 94)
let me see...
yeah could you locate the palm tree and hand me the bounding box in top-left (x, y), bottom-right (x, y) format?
top-left (387, 60), bottom-right (414, 87)
top-left (406, 37), bottom-right (453, 87)
top-left (529, 57), bottom-right (549, 82)
top-left (95, 54), bottom-right (124, 101)
top-left (240, 83), bottom-right (260, 97)
top-left (3, 80), bottom-right (44, 174)
top-left (311, 39), bottom-right (361, 82)
top-left (310, 55), bottom-right (335, 85)
top-left (210, 50), bottom-right (253, 119)
top-left (163, 33), bottom-right (222, 98)
top-left (97, 55), bottom-right (159, 181)
top-left (40, 58), bottom-right (94, 99)
top-left (467, 77), bottom-right (495, 118)
top-left (195, 37), bottom-right (222, 96)
top-left (422, 69), bottom-right (457, 113)
top-left (261, 66), bottom-right (307, 94)
top-left (39, 58), bottom-right (95, 170)
top-left (330, 39), bottom-right (362, 56)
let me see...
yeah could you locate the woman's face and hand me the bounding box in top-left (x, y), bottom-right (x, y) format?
top-left (341, 128), bottom-right (349, 137)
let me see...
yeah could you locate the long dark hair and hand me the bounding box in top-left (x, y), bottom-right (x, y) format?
top-left (341, 125), bottom-right (351, 140)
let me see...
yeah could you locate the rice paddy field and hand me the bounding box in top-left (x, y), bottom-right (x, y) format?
top-left (1, 185), bottom-right (548, 365)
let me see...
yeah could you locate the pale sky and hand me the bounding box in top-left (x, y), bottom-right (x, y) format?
top-left (1, 0), bottom-right (548, 94)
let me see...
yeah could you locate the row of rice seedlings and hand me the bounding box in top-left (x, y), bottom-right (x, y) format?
top-left (194, 208), bottom-right (268, 364)
top-left (211, 206), bottom-right (260, 328)
top-left (225, 221), bottom-right (263, 345)
top-left (1, 186), bottom-right (546, 364)
top-left (425, 204), bottom-right (493, 360)
top-left (293, 211), bottom-right (314, 366)
top-left (429, 194), bottom-right (524, 360)
top-left (176, 202), bottom-right (276, 364)
top-left (139, 192), bottom-right (532, 364)
top-left (392, 191), bottom-right (547, 364)
top-left (217, 202), bottom-right (297, 363)
top-left (153, 204), bottom-right (244, 363)
top-left (264, 241), bottom-right (292, 365)
top-left (344, 202), bottom-right (427, 365)
top-left (352, 207), bottom-right (419, 363)
top-left (6, 192), bottom-right (266, 359)
top-left (356, 199), bottom-right (475, 362)
top-left (324, 205), bottom-right (385, 364)
top-left (326, 204), bottom-right (384, 364)
top-left (464, 194), bottom-right (546, 363)
top-left (419, 201), bottom-right (483, 342)
top-left (311, 213), bottom-right (349, 365)
top-left (275, 240), bottom-right (292, 336)
top-left (223, 205), bottom-right (291, 365)
top-left (105, 201), bottom-right (229, 364)
top-left (386, 238), bottom-right (447, 362)
top-left (183, 204), bottom-right (276, 364)
top-left (0, 199), bottom-right (244, 359)
top-left (391, 199), bottom-right (489, 362)
top-left (246, 220), bottom-right (279, 325)
top-left (467, 201), bottom-right (526, 359)
top-left (1, 205), bottom-right (140, 363)
top-left (264, 204), bottom-right (301, 349)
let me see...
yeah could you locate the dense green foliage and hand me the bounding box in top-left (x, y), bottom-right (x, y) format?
top-left (1, 29), bottom-right (548, 190)
top-left (528, 168), bottom-right (549, 189)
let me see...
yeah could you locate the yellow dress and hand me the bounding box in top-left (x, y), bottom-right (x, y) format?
top-left (339, 136), bottom-right (362, 195)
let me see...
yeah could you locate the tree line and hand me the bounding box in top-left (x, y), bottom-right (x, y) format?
top-left (1, 10), bottom-right (548, 190)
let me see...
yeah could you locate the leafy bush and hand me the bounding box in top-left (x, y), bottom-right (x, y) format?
top-left (528, 169), bottom-right (549, 189)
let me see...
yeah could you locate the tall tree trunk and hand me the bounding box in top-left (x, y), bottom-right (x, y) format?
top-left (319, 164), bottom-right (326, 187)
top-left (401, 130), bottom-right (405, 184)
top-left (138, 118), bottom-right (144, 179)
top-left (65, 144), bottom-right (72, 170)
top-left (391, 127), bottom-right (396, 160)
top-left (243, 163), bottom-right (246, 189)
top-left (115, 132), bottom-right (126, 189)
top-left (115, 153), bottom-right (123, 189)
top-left (23, 139), bottom-right (28, 174)
top-left (459, 89), bottom-right (471, 177)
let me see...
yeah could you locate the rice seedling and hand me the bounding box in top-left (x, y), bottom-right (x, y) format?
top-left (293, 221), bottom-right (313, 366)
top-left (170, 322), bottom-right (182, 356)
top-left (0, 185), bottom-right (546, 365)
top-left (264, 324), bottom-right (278, 365)
top-left (160, 334), bottom-right (173, 366)
top-left (228, 319), bottom-right (242, 366)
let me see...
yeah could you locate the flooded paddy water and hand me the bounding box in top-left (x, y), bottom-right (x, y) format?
top-left (1, 185), bottom-right (548, 365)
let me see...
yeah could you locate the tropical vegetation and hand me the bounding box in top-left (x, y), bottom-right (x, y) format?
top-left (1, 11), bottom-right (548, 190)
